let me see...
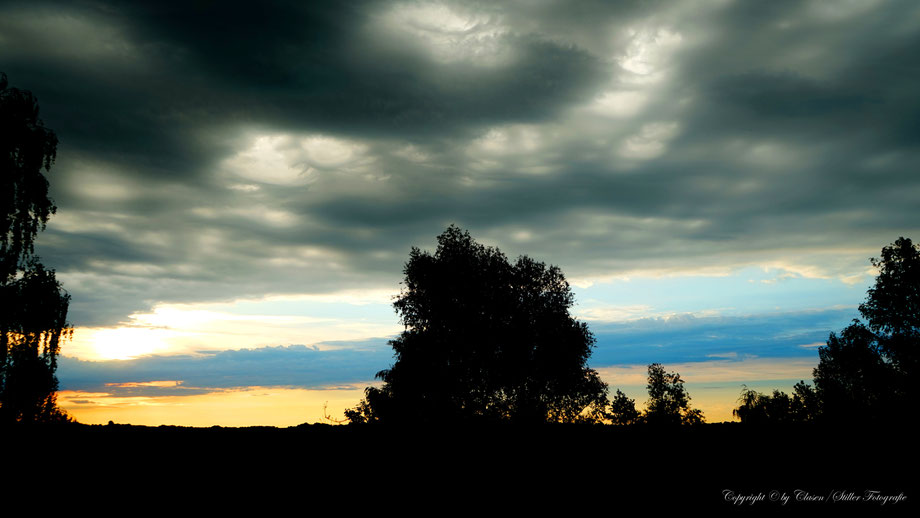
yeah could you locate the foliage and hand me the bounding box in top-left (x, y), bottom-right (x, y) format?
top-left (860, 237), bottom-right (920, 339)
top-left (733, 382), bottom-right (818, 424)
top-left (814, 320), bottom-right (898, 421)
top-left (643, 363), bottom-right (704, 426)
top-left (791, 380), bottom-right (820, 420)
top-left (342, 398), bottom-right (375, 425)
top-left (859, 237), bottom-right (919, 382)
top-left (813, 237), bottom-right (919, 423)
top-left (347, 225), bottom-right (609, 424)
top-left (607, 389), bottom-right (641, 426)
top-left (1, 72), bottom-right (58, 281)
top-left (731, 238), bottom-right (916, 425)
top-left (0, 73), bottom-right (71, 423)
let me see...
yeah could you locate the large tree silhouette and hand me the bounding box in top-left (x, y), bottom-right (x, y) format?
top-left (859, 237), bottom-right (919, 383)
top-left (733, 239), bottom-right (917, 425)
top-left (813, 238), bottom-right (918, 423)
top-left (346, 225), bottom-right (609, 424)
top-left (0, 73), bottom-right (71, 423)
top-left (730, 238), bottom-right (917, 425)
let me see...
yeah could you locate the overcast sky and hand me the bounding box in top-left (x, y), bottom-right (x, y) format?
top-left (3, 0), bottom-right (918, 425)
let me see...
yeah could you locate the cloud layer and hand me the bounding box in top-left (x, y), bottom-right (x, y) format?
top-left (57, 306), bottom-right (853, 398)
top-left (1, 0), bottom-right (918, 328)
top-left (59, 341), bottom-right (393, 396)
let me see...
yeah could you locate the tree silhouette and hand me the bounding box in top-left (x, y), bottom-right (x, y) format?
top-left (733, 382), bottom-right (818, 424)
top-left (643, 363), bottom-right (703, 426)
top-left (1, 74), bottom-right (57, 279)
top-left (0, 73), bottom-right (72, 423)
top-left (813, 237), bottom-right (918, 423)
top-left (607, 389), bottom-right (641, 425)
top-left (346, 225), bottom-right (609, 424)
top-left (859, 237), bottom-right (919, 387)
top-left (734, 386), bottom-right (770, 424)
top-left (791, 380), bottom-right (819, 421)
top-left (814, 320), bottom-right (899, 422)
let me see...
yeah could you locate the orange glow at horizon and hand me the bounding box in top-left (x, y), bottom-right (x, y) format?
top-left (58, 384), bottom-right (746, 426)
top-left (55, 358), bottom-right (817, 426)
top-left (58, 386), bottom-right (369, 427)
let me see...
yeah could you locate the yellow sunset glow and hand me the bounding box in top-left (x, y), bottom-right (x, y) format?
top-left (64, 295), bottom-right (401, 362)
top-left (84, 327), bottom-right (173, 360)
top-left (58, 386), bottom-right (369, 427)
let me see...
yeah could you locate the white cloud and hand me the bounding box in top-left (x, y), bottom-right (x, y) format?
top-left (589, 90), bottom-right (649, 118)
top-left (221, 133), bottom-right (370, 186)
top-left (68, 168), bottom-right (136, 201)
top-left (576, 304), bottom-right (654, 323)
top-left (376, 1), bottom-right (512, 66)
top-left (67, 292), bottom-right (402, 361)
top-left (617, 27), bottom-right (683, 81)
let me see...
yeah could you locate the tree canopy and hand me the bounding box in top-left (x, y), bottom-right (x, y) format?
top-left (733, 382), bottom-right (818, 425)
top-left (0, 73), bottom-right (71, 423)
top-left (346, 225), bottom-right (609, 424)
top-left (607, 389), bottom-right (641, 426)
top-left (813, 237), bottom-right (918, 423)
top-left (1, 72), bottom-right (57, 281)
top-left (730, 238), bottom-right (918, 425)
top-left (643, 363), bottom-right (703, 426)
top-left (859, 237), bottom-right (919, 378)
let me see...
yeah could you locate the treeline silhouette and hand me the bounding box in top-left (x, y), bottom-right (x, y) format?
top-left (733, 237), bottom-right (918, 426)
top-left (343, 226), bottom-right (709, 426)
top-left (346, 228), bottom-right (918, 428)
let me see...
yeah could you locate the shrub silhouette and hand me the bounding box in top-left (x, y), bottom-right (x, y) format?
top-left (346, 225), bottom-right (609, 424)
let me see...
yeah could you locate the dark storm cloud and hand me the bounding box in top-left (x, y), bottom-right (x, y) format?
top-left (4, 0), bottom-right (606, 140)
top-left (674, 0), bottom-right (920, 149)
top-left (2, 0), bottom-right (919, 326)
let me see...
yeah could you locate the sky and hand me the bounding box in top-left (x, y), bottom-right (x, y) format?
top-left (2, 0), bottom-right (919, 425)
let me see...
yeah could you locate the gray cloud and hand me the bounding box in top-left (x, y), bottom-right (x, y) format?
top-left (1, 0), bottom-right (917, 327)
top-left (59, 341), bottom-right (393, 395)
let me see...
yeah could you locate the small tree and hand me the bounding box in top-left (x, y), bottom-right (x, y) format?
top-left (347, 225), bottom-right (609, 424)
top-left (0, 73), bottom-right (72, 423)
top-left (791, 381), bottom-right (819, 421)
top-left (607, 389), bottom-right (641, 425)
top-left (643, 363), bottom-right (703, 426)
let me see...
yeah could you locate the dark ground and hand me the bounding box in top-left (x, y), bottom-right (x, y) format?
top-left (3, 421), bottom-right (914, 512)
